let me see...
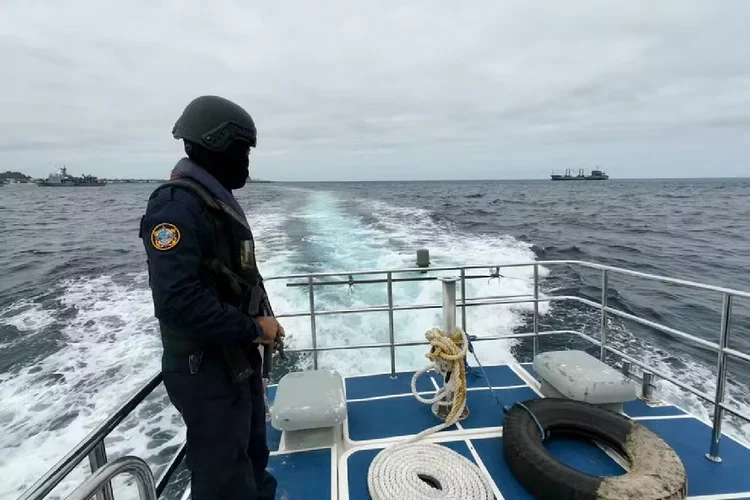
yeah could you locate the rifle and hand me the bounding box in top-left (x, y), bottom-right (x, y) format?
top-left (218, 270), bottom-right (285, 385)
top-left (257, 283), bottom-right (285, 416)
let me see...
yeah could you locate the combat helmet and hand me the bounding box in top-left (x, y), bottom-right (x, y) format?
top-left (172, 95), bottom-right (257, 151)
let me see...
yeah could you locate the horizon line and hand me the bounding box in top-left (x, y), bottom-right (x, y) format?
top-left (256, 175), bottom-right (750, 183)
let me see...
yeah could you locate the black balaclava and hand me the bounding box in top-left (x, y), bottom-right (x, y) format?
top-left (185, 140), bottom-right (251, 191)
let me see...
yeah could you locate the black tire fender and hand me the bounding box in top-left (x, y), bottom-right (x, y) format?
top-left (502, 398), bottom-right (688, 500)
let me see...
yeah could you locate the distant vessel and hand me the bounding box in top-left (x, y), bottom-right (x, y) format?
top-left (551, 167), bottom-right (609, 181)
top-left (39, 166), bottom-right (106, 187)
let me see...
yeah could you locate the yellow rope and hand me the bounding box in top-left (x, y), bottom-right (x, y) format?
top-left (424, 327), bottom-right (468, 425)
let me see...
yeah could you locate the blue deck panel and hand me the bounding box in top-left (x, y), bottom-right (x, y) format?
top-left (347, 392), bottom-right (456, 441)
top-left (623, 398), bottom-right (687, 418)
top-left (464, 364), bottom-right (526, 388)
top-left (347, 387), bottom-right (540, 441)
top-left (344, 435), bottom-right (628, 500)
top-left (346, 441), bottom-right (475, 500)
top-left (345, 365), bottom-right (525, 402)
top-left (642, 418), bottom-right (750, 497)
top-left (267, 365), bottom-right (750, 499)
top-left (345, 371), bottom-right (436, 400)
top-left (471, 436), bottom-right (626, 500)
top-left (268, 448), bottom-right (332, 500)
top-left (459, 387), bottom-right (539, 429)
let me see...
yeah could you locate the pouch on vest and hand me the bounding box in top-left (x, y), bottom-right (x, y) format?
top-left (240, 240), bottom-right (256, 270)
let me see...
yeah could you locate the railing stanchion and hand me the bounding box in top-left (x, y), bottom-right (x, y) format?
top-left (308, 275), bottom-right (318, 370)
top-left (441, 277), bottom-right (458, 335)
top-left (600, 269), bottom-right (609, 361)
top-left (437, 277), bottom-right (459, 416)
top-left (642, 371), bottom-right (655, 400)
top-left (461, 268), bottom-right (467, 334)
top-left (87, 441), bottom-right (115, 500)
top-left (707, 293), bottom-right (733, 462)
top-left (387, 272), bottom-right (396, 377)
top-left (533, 264), bottom-right (539, 359)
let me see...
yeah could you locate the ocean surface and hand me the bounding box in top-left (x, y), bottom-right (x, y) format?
top-left (1, 178), bottom-right (749, 499)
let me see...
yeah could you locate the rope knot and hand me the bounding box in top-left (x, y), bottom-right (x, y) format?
top-left (425, 327), bottom-right (467, 363)
top-left (412, 327), bottom-right (470, 426)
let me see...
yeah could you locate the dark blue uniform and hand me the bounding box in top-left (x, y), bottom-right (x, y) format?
top-left (140, 183), bottom-right (276, 500)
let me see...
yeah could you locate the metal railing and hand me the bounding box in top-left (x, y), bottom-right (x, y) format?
top-left (268, 260), bottom-right (750, 463)
top-left (19, 373), bottom-right (185, 500)
top-left (64, 456), bottom-right (157, 500)
top-left (19, 260), bottom-right (750, 499)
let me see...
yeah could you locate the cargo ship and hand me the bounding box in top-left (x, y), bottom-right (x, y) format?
top-left (551, 167), bottom-right (609, 181)
top-left (39, 166), bottom-right (106, 187)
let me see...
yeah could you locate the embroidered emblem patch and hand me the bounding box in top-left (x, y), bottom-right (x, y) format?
top-left (150, 223), bottom-right (181, 251)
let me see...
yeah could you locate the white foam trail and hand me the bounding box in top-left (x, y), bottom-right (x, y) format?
top-left (0, 299), bottom-right (56, 338)
top-left (262, 190), bottom-right (549, 377)
top-left (0, 274), bottom-right (172, 500)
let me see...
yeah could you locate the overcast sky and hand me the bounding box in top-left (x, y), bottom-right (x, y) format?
top-left (1, 1), bottom-right (749, 181)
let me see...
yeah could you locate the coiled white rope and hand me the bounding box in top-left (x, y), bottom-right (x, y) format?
top-left (367, 328), bottom-right (494, 500)
top-left (367, 442), bottom-right (494, 499)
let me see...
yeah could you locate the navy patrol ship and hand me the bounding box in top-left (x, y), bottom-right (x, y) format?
top-left (39, 166), bottom-right (106, 187)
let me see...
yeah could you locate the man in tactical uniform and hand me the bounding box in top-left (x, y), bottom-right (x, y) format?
top-left (140, 95), bottom-right (283, 499)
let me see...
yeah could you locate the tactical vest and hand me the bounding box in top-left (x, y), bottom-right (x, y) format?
top-left (148, 179), bottom-right (271, 382)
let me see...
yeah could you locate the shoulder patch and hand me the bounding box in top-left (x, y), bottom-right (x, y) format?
top-left (150, 223), bottom-right (181, 251)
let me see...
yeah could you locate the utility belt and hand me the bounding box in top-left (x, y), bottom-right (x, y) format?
top-left (162, 344), bottom-right (262, 380)
top-left (161, 334), bottom-right (260, 385)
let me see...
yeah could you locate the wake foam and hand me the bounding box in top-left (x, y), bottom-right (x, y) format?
top-left (0, 274), bottom-right (175, 500)
top-left (263, 191), bottom-right (550, 377)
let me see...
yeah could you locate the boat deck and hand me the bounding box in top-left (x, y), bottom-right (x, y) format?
top-left (263, 361), bottom-right (750, 499)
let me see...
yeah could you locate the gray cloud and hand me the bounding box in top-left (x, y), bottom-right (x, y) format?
top-left (1, 0), bottom-right (749, 181)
